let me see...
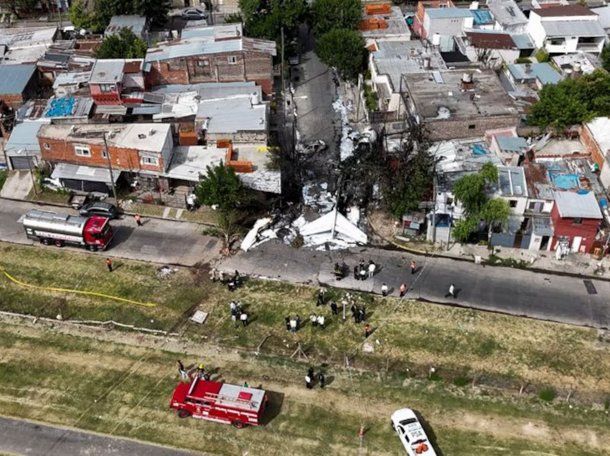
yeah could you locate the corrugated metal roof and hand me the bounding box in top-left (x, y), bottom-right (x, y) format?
top-left (131, 104), bottom-right (163, 115)
top-left (427, 7), bottom-right (473, 19)
top-left (197, 95), bottom-right (267, 133)
top-left (466, 31), bottom-right (516, 49)
top-left (105, 15), bottom-right (147, 37)
top-left (51, 162), bottom-right (119, 184)
top-left (487, 0), bottom-right (528, 26)
top-left (510, 33), bottom-right (534, 49)
top-left (471, 9), bottom-right (494, 24)
top-left (542, 20), bottom-right (606, 37)
top-left (152, 81), bottom-right (261, 101)
top-left (508, 63), bottom-right (562, 85)
top-left (0, 64), bottom-right (36, 95)
top-left (554, 191), bottom-right (602, 219)
top-left (534, 5), bottom-right (595, 16)
top-left (146, 37), bottom-right (276, 62)
top-left (496, 136), bottom-right (527, 152)
top-left (4, 121), bottom-right (43, 154)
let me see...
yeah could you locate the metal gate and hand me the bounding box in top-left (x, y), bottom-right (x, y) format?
top-left (9, 155), bottom-right (35, 170)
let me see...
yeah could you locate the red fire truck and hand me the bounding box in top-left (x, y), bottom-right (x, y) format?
top-left (170, 377), bottom-right (268, 428)
top-left (22, 209), bottom-right (114, 251)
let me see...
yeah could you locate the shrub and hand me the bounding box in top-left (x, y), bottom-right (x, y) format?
top-left (539, 387), bottom-right (556, 402)
top-left (453, 376), bottom-right (470, 387)
top-left (535, 48), bottom-right (550, 63)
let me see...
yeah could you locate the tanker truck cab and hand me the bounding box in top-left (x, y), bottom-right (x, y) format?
top-left (83, 215), bottom-right (114, 251)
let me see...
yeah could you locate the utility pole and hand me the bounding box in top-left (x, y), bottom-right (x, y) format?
top-left (25, 150), bottom-right (38, 196)
top-left (281, 26), bottom-right (286, 99)
top-left (102, 133), bottom-right (119, 207)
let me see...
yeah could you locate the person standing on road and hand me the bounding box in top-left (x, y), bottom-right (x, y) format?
top-left (106, 258), bottom-right (113, 272)
top-left (368, 261), bottom-right (376, 278)
top-left (410, 260), bottom-right (416, 275)
top-left (381, 283), bottom-right (389, 297)
top-left (447, 283), bottom-right (456, 298)
top-left (399, 283), bottom-right (407, 298)
top-left (134, 213), bottom-right (143, 226)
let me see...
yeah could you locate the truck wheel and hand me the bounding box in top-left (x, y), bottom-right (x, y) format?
top-left (231, 420), bottom-right (246, 429)
top-left (88, 245), bottom-right (98, 252)
top-left (54, 240), bottom-right (64, 247)
top-left (177, 409), bottom-right (191, 419)
top-left (42, 238), bottom-right (51, 245)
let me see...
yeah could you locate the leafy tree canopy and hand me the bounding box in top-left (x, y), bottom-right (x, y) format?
top-left (194, 162), bottom-right (249, 213)
top-left (528, 70), bottom-right (610, 130)
top-left (311, 0), bottom-right (361, 36)
top-left (69, 0), bottom-right (169, 33)
top-left (601, 44), bottom-right (610, 73)
top-left (452, 173), bottom-right (487, 215)
top-left (95, 29), bottom-right (147, 59)
top-left (239, 0), bottom-right (308, 42)
top-left (316, 28), bottom-right (367, 81)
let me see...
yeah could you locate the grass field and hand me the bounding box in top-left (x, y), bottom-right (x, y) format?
top-left (0, 243), bottom-right (207, 330)
top-left (0, 242), bottom-right (609, 455)
top-left (0, 322), bottom-right (608, 456)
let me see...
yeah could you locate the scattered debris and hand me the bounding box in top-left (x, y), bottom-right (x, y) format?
top-left (302, 182), bottom-right (336, 212)
top-left (157, 265), bottom-right (177, 278)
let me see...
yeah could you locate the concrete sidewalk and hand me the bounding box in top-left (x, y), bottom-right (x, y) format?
top-left (0, 171), bottom-right (33, 200)
top-left (220, 240), bottom-right (610, 329)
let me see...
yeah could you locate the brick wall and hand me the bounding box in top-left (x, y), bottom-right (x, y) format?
top-left (38, 136), bottom-right (165, 174)
top-left (147, 50), bottom-right (273, 95)
top-left (0, 93), bottom-right (24, 109)
top-left (425, 115), bottom-right (521, 141)
top-left (580, 124), bottom-right (604, 168)
top-left (550, 204), bottom-right (600, 253)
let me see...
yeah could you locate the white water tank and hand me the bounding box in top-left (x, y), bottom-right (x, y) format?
top-left (432, 33), bottom-right (441, 47)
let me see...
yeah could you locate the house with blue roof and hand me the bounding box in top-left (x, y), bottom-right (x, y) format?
top-left (506, 62), bottom-right (563, 90)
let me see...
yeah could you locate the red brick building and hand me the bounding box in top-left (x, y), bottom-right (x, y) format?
top-left (37, 123), bottom-right (173, 192)
top-left (550, 191), bottom-right (602, 254)
top-left (144, 37), bottom-right (276, 96)
top-left (89, 59), bottom-right (146, 105)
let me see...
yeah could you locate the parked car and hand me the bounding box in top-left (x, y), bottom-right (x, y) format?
top-left (79, 201), bottom-right (119, 219)
top-left (181, 7), bottom-right (208, 20)
top-left (390, 408), bottom-right (437, 456)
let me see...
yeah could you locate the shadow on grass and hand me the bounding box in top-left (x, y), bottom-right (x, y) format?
top-left (416, 410), bottom-right (445, 456)
top-left (260, 390), bottom-right (284, 426)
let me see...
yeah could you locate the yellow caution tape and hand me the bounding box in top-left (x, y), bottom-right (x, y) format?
top-left (0, 267), bottom-right (156, 307)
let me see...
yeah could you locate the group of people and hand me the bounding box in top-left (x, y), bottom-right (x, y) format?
top-left (305, 367), bottom-right (325, 389)
top-left (309, 313), bottom-right (326, 329)
top-left (353, 259), bottom-right (377, 281)
top-left (350, 303), bottom-right (367, 323)
top-left (177, 360), bottom-right (210, 382)
top-left (209, 269), bottom-right (243, 292)
top-left (229, 300), bottom-right (249, 327)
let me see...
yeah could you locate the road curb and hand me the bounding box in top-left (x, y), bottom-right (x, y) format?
top-left (0, 195), bottom-right (217, 227)
top-left (367, 215), bottom-right (610, 284)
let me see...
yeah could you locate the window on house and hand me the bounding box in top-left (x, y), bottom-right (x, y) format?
top-left (468, 124), bottom-right (476, 130)
top-left (227, 56), bottom-right (237, 64)
top-left (101, 149), bottom-right (108, 158)
top-left (99, 84), bottom-right (115, 93)
top-left (141, 156), bottom-right (158, 166)
top-left (509, 200), bottom-right (517, 208)
top-left (75, 145), bottom-right (91, 157)
top-left (43, 143), bottom-right (50, 150)
top-left (197, 59), bottom-right (209, 67)
top-left (573, 218), bottom-right (582, 225)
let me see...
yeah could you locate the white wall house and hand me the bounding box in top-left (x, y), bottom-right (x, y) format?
top-left (423, 8), bottom-right (475, 39)
top-left (527, 5), bottom-right (606, 56)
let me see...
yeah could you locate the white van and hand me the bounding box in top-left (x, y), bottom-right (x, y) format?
top-left (390, 408), bottom-right (437, 456)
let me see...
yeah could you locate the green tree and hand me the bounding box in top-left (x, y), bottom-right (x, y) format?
top-left (481, 198), bottom-right (510, 242)
top-left (239, 0), bottom-right (308, 42)
top-left (194, 162), bottom-right (249, 212)
top-left (9, 0), bottom-right (38, 18)
top-left (311, 0), bottom-right (361, 36)
top-left (316, 29), bottom-right (367, 81)
top-left (136, 0), bottom-right (170, 28)
top-left (452, 216), bottom-right (478, 243)
top-left (528, 70), bottom-right (610, 130)
top-left (69, 0), bottom-right (102, 32)
top-left (96, 28), bottom-right (148, 59)
top-left (602, 45), bottom-right (610, 72)
top-left (453, 173), bottom-right (487, 214)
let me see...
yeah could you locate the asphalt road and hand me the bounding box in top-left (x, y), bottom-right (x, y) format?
top-left (221, 241), bottom-right (610, 329)
top-left (0, 199), bottom-right (220, 266)
top-left (0, 417), bottom-right (196, 456)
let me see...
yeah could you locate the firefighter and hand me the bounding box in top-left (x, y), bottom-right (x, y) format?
top-left (177, 360), bottom-right (188, 381)
top-left (106, 258), bottom-right (113, 272)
